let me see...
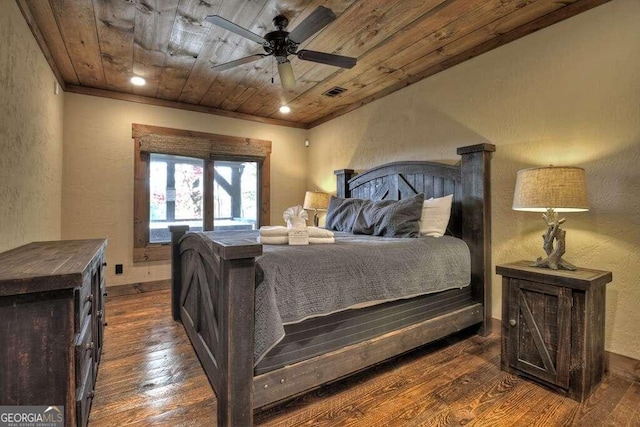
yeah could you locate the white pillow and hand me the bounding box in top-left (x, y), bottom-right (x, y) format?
top-left (419, 194), bottom-right (453, 237)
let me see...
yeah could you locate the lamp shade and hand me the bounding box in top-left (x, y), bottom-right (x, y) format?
top-left (303, 191), bottom-right (330, 211)
top-left (513, 166), bottom-right (588, 212)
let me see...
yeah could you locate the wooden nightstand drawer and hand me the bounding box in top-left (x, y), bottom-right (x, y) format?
top-left (497, 261), bottom-right (612, 402)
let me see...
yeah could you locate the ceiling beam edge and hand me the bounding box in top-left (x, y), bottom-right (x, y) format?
top-left (307, 0), bottom-right (613, 129)
top-left (65, 85), bottom-right (309, 130)
top-left (15, 0), bottom-right (66, 91)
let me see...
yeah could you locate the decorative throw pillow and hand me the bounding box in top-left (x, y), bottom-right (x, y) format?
top-left (352, 193), bottom-right (425, 238)
top-left (324, 196), bottom-right (367, 231)
top-left (419, 194), bottom-right (453, 237)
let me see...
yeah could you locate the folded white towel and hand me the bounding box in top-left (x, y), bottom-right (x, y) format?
top-left (259, 226), bottom-right (289, 237)
top-left (257, 235), bottom-right (288, 245)
top-left (307, 227), bottom-right (334, 238)
top-left (309, 237), bottom-right (335, 244)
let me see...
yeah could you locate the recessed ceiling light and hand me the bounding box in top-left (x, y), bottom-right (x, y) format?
top-left (131, 76), bottom-right (146, 86)
top-left (279, 105), bottom-right (291, 114)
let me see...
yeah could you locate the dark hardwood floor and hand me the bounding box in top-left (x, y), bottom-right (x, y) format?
top-left (89, 290), bottom-right (640, 426)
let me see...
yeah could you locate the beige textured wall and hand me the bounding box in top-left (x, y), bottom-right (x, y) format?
top-left (0, 1), bottom-right (64, 253)
top-left (62, 93), bottom-right (307, 286)
top-left (308, 0), bottom-right (640, 359)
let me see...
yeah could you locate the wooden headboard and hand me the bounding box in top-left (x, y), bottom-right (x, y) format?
top-left (334, 143), bottom-right (496, 334)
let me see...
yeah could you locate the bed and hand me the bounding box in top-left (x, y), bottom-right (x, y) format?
top-left (169, 143), bottom-right (495, 426)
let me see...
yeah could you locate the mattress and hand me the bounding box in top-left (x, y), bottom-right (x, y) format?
top-left (195, 230), bottom-right (471, 365)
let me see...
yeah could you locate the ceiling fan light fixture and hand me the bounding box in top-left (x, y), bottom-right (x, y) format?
top-left (278, 61), bottom-right (296, 90)
top-left (130, 76), bottom-right (146, 86)
top-left (279, 105), bottom-right (291, 114)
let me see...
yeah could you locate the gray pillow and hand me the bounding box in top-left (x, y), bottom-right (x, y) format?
top-left (352, 193), bottom-right (425, 237)
top-left (325, 196), bottom-right (366, 231)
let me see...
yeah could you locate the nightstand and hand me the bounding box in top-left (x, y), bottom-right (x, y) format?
top-left (496, 261), bottom-right (612, 402)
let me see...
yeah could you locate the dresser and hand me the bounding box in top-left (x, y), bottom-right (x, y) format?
top-left (497, 261), bottom-right (612, 402)
top-left (0, 239), bottom-right (107, 427)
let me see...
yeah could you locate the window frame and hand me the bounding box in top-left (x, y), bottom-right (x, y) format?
top-left (133, 124), bottom-right (271, 263)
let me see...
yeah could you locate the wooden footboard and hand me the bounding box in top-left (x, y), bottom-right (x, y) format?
top-left (170, 226), bottom-right (262, 426)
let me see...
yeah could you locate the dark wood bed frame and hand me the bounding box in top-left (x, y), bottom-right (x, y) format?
top-left (169, 143), bottom-right (495, 426)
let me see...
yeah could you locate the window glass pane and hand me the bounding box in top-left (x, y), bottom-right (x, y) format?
top-left (175, 162), bottom-right (203, 220)
top-left (214, 161), bottom-right (258, 231)
top-left (214, 166), bottom-right (232, 219)
top-left (149, 153), bottom-right (203, 243)
top-left (150, 160), bottom-right (167, 221)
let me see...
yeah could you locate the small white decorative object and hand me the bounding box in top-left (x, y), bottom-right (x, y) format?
top-left (283, 205), bottom-right (308, 229)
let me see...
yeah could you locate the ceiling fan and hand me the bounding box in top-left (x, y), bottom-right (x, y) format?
top-left (205, 6), bottom-right (357, 90)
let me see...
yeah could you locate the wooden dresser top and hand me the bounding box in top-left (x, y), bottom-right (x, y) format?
top-left (0, 239), bottom-right (107, 296)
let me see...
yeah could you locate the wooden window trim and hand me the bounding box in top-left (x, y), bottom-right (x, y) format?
top-left (133, 124), bottom-right (271, 263)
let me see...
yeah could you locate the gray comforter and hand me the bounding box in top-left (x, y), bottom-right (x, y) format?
top-left (198, 231), bottom-right (470, 365)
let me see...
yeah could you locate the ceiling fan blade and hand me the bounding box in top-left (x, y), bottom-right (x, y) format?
top-left (205, 15), bottom-right (266, 45)
top-left (297, 50), bottom-right (356, 69)
top-left (288, 6), bottom-right (336, 44)
top-left (211, 54), bottom-right (266, 71)
top-left (278, 61), bottom-right (296, 90)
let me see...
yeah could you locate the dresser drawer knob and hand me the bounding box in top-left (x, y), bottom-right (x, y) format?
top-left (88, 390), bottom-right (95, 399)
top-left (86, 342), bottom-right (94, 351)
top-left (103, 291), bottom-right (108, 297)
top-left (97, 310), bottom-right (103, 319)
top-left (509, 319), bottom-right (517, 327)
top-left (102, 262), bottom-right (107, 267)
top-left (85, 294), bottom-right (93, 303)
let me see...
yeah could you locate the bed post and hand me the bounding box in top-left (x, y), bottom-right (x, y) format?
top-left (457, 144), bottom-right (495, 336)
top-left (169, 225), bottom-right (189, 321)
top-left (334, 169), bottom-right (356, 198)
top-left (215, 243), bottom-right (262, 426)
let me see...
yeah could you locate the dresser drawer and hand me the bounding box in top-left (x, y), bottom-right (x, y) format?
top-left (75, 314), bottom-right (94, 389)
top-left (75, 286), bottom-right (94, 330)
top-left (75, 355), bottom-right (94, 427)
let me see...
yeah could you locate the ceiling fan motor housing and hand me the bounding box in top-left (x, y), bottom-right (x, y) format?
top-left (264, 27), bottom-right (298, 63)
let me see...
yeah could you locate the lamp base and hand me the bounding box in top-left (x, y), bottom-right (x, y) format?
top-left (531, 208), bottom-right (578, 271)
top-left (312, 212), bottom-right (320, 227)
top-left (530, 256), bottom-right (577, 271)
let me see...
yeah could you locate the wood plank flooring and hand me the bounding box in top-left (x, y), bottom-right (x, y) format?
top-left (89, 290), bottom-right (640, 426)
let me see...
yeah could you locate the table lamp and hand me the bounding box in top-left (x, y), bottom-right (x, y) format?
top-left (512, 166), bottom-right (588, 271)
top-left (303, 191), bottom-right (330, 227)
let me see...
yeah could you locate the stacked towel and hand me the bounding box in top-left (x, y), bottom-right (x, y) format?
top-left (307, 227), bottom-right (334, 238)
top-left (258, 226), bottom-right (335, 245)
top-left (309, 237), bottom-right (335, 244)
top-left (307, 227), bottom-right (335, 244)
top-left (259, 226), bottom-right (289, 245)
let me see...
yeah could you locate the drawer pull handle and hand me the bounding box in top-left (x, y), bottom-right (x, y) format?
top-left (97, 310), bottom-right (103, 319)
top-left (88, 390), bottom-right (95, 399)
top-left (85, 295), bottom-right (93, 303)
top-left (103, 291), bottom-right (108, 297)
top-left (509, 319), bottom-right (517, 327)
top-left (102, 262), bottom-right (107, 267)
top-left (86, 342), bottom-right (94, 352)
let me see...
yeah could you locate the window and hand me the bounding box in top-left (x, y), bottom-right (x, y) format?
top-left (133, 124), bottom-right (271, 262)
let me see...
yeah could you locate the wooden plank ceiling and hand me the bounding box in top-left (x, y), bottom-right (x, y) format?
top-left (19, 0), bottom-right (610, 128)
